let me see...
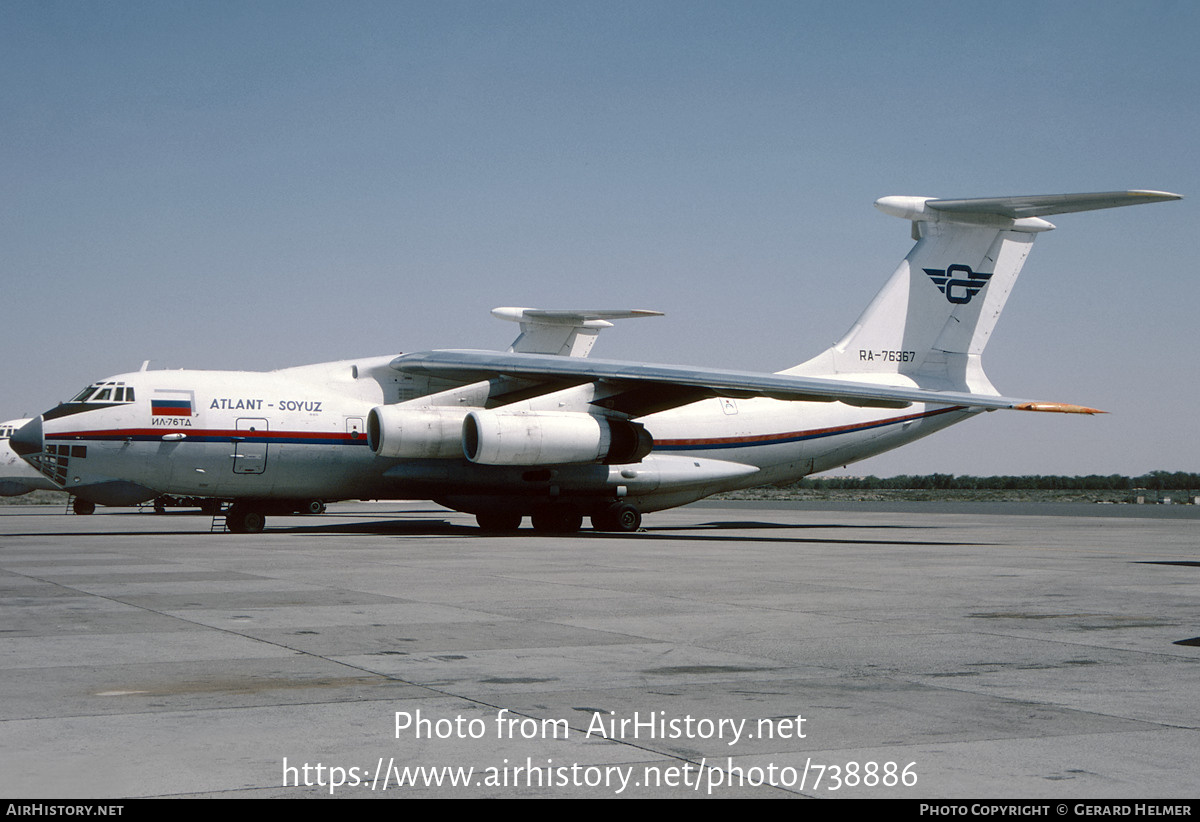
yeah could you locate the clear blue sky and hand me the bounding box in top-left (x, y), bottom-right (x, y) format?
top-left (3, 1), bottom-right (1195, 476)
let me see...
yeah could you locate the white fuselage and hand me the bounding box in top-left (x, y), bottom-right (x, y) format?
top-left (20, 357), bottom-right (975, 512)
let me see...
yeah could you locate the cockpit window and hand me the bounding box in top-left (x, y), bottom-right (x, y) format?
top-left (68, 381), bottom-right (136, 405)
top-left (0, 426), bottom-right (12, 440)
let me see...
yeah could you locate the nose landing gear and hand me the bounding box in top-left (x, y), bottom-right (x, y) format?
top-left (224, 503), bottom-right (266, 534)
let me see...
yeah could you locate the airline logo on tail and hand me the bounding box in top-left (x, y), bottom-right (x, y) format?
top-left (923, 264), bottom-right (993, 304)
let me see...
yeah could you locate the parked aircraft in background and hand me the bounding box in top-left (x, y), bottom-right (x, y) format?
top-left (1, 419), bottom-right (59, 498)
top-left (10, 190), bottom-right (1181, 533)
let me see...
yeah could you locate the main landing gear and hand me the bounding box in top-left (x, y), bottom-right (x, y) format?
top-left (474, 502), bottom-right (643, 534)
top-left (591, 502), bottom-right (642, 533)
top-left (149, 496), bottom-right (224, 515)
top-left (530, 508), bottom-right (584, 534)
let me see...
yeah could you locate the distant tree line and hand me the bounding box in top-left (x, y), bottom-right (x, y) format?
top-left (795, 471), bottom-right (1200, 491)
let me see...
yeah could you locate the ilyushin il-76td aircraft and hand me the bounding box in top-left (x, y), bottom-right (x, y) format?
top-left (11, 190), bottom-right (1181, 533)
top-left (1, 420), bottom-right (58, 497)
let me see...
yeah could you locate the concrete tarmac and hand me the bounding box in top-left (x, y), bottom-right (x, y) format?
top-left (0, 501), bottom-right (1196, 798)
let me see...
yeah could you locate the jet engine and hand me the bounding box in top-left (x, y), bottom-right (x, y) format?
top-left (463, 410), bottom-right (652, 466)
top-left (367, 406), bottom-right (467, 459)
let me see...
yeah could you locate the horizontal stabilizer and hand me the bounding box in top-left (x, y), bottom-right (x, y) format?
top-left (928, 190), bottom-right (1181, 219)
top-left (875, 190), bottom-right (1181, 228)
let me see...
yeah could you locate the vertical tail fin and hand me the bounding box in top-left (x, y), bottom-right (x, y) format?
top-left (787, 191), bottom-right (1181, 394)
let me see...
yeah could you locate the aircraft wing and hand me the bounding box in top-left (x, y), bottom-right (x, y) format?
top-left (390, 350), bottom-right (1101, 417)
top-left (493, 307), bottom-right (664, 357)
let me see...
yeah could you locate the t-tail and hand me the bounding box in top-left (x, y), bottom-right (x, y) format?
top-left (786, 191), bottom-right (1181, 396)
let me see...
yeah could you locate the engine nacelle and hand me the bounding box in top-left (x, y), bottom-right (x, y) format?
top-left (462, 410), bottom-right (652, 466)
top-left (367, 405), bottom-right (468, 459)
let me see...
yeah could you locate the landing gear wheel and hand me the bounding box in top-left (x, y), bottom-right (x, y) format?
top-left (476, 511), bottom-right (523, 532)
top-left (225, 504), bottom-right (266, 534)
top-left (592, 503), bottom-right (641, 532)
top-left (531, 508), bottom-right (583, 534)
top-left (72, 498), bottom-right (96, 516)
top-left (303, 500), bottom-right (326, 515)
top-left (153, 498), bottom-right (167, 514)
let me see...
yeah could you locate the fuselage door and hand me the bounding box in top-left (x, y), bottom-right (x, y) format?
top-left (232, 418), bottom-right (269, 474)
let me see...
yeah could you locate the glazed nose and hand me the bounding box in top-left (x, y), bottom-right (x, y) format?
top-left (10, 416), bottom-right (43, 458)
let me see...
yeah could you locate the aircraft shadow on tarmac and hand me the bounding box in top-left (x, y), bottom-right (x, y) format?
top-left (5, 509), bottom-right (975, 546)
top-left (262, 516), bottom-right (978, 547)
